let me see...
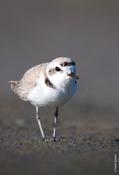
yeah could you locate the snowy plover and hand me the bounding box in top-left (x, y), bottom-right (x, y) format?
top-left (9, 57), bottom-right (79, 141)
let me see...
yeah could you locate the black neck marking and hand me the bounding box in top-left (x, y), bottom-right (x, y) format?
top-left (45, 77), bottom-right (56, 89)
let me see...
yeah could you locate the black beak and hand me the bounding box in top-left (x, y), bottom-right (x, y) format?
top-left (67, 72), bottom-right (79, 80)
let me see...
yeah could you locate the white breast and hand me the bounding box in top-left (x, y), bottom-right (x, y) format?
top-left (28, 76), bottom-right (77, 107)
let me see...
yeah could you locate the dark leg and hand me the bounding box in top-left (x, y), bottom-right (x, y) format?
top-left (53, 107), bottom-right (59, 140)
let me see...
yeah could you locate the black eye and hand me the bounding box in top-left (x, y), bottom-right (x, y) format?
top-left (55, 67), bottom-right (61, 72)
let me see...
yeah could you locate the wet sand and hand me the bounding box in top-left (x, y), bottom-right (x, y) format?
top-left (0, 100), bottom-right (119, 175)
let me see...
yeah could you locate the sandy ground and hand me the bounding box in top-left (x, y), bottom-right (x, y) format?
top-left (0, 99), bottom-right (119, 175)
top-left (0, 1), bottom-right (119, 174)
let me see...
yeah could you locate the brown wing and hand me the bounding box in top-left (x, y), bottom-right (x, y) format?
top-left (11, 63), bottom-right (49, 101)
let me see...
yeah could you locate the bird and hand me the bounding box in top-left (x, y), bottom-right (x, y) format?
top-left (9, 57), bottom-right (79, 141)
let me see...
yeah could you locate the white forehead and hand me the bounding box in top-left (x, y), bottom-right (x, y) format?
top-left (48, 57), bottom-right (76, 74)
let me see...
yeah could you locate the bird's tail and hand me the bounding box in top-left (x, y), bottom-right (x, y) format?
top-left (8, 80), bottom-right (19, 92)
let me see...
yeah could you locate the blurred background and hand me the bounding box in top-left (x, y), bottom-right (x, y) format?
top-left (0, 0), bottom-right (119, 174)
top-left (0, 0), bottom-right (119, 111)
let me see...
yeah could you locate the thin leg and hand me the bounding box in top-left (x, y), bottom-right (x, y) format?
top-left (53, 107), bottom-right (59, 140)
top-left (35, 106), bottom-right (45, 140)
